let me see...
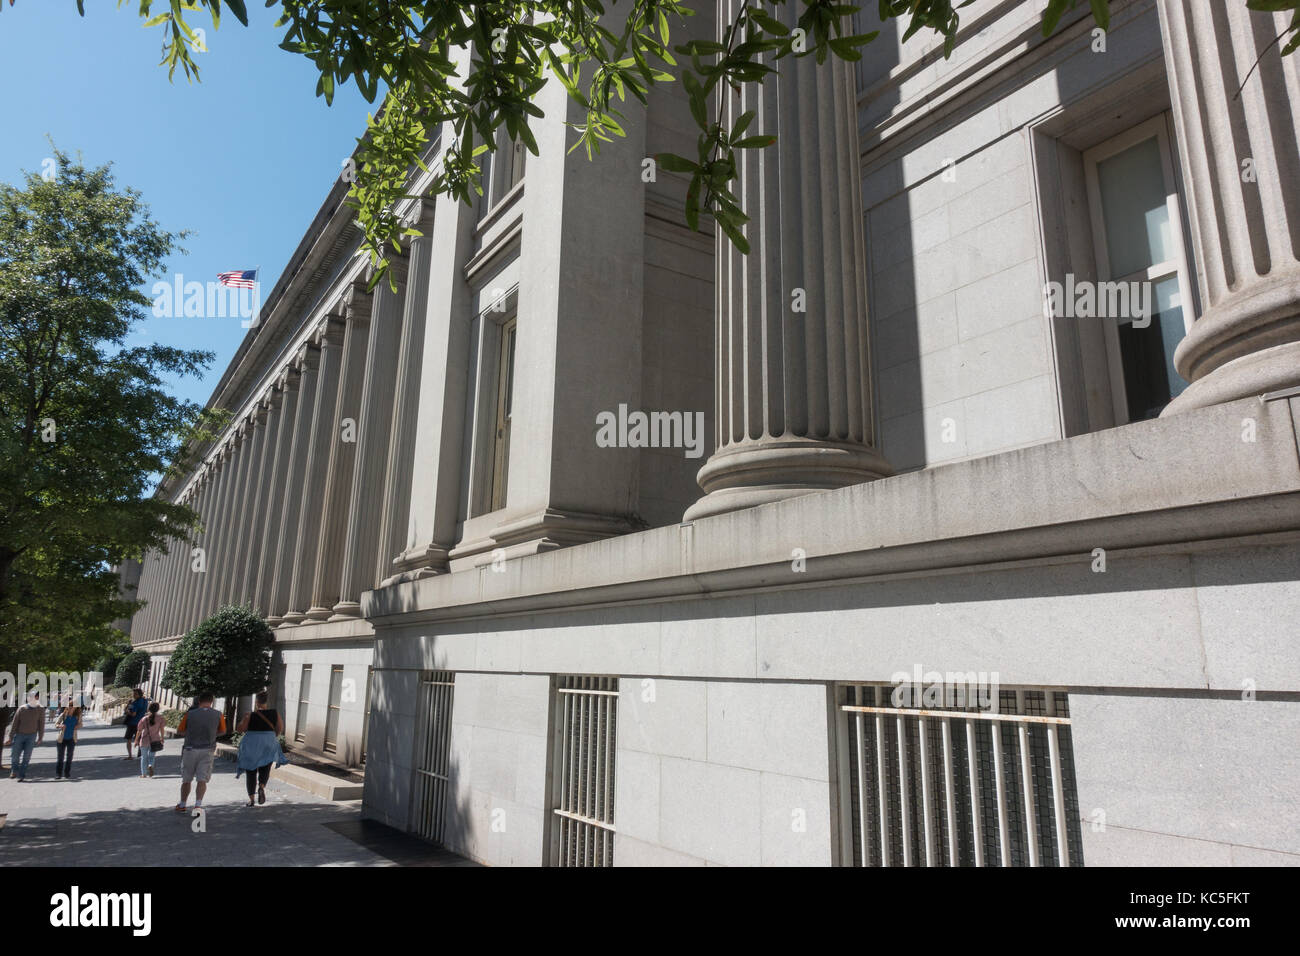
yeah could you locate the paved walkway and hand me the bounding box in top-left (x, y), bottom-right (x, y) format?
top-left (0, 716), bottom-right (395, 866)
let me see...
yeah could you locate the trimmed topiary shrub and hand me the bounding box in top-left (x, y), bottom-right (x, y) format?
top-left (162, 604), bottom-right (273, 701)
top-left (115, 649), bottom-right (151, 688)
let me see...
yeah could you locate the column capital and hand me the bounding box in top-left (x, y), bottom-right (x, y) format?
top-left (276, 363), bottom-right (302, 393)
top-left (366, 242), bottom-right (411, 288)
top-left (334, 277), bottom-right (374, 324)
top-left (260, 382), bottom-right (284, 412)
top-left (293, 339), bottom-right (323, 373)
top-left (313, 313), bottom-right (347, 349)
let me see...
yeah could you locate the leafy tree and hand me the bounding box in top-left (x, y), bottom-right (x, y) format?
top-left (115, 648), bottom-right (152, 687)
top-left (7, 0), bottom-right (1292, 285)
top-left (161, 604), bottom-right (274, 700)
top-left (0, 149), bottom-right (218, 670)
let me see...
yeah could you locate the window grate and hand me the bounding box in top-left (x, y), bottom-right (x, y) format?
top-left (550, 676), bottom-right (618, 867)
top-left (411, 671), bottom-right (455, 845)
top-left (841, 685), bottom-right (1083, 867)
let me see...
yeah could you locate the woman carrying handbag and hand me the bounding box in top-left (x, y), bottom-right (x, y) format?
top-left (235, 692), bottom-right (287, 807)
top-left (135, 701), bottom-right (166, 778)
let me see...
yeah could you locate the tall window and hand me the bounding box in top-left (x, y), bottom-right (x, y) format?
top-left (490, 317), bottom-right (517, 512)
top-left (360, 666), bottom-right (373, 766)
top-left (295, 664), bottom-right (312, 745)
top-left (484, 128), bottom-right (526, 211)
top-left (412, 671), bottom-right (456, 845)
top-left (549, 676), bottom-right (618, 867)
top-left (1083, 116), bottom-right (1195, 423)
top-left (324, 665), bottom-right (344, 754)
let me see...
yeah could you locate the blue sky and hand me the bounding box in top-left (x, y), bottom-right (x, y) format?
top-left (0, 0), bottom-right (372, 409)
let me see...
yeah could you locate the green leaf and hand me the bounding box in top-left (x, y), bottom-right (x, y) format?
top-left (656, 153), bottom-right (700, 173)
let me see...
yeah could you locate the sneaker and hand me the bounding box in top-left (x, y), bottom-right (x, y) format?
top-left (8, 771), bottom-right (14, 779)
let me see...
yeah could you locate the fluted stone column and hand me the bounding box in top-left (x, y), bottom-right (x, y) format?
top-left (268, 341), bottom-right (321, 623)
top-left (198, 444), bottom-right (236, 619)
top-left (180, 474), bottom-right (211, 633)
top-left (305, 282), bottom-right (372, 621)
top-left (254, 366), bottom-right (301, 620)
top-left (214, 420), bottom-right (251, 608)
top-left (332, 256), bottom-right (409, 619)
top-left (232, 403), bottom-right (271, 604)
top-left (377, 222), bottom-right (433, 587)
top-left (162, 533), bottom-right (181, 638)
top-left (1158, 0), bottom-right (1300, 414)
top-left (136, 550), bottom-right (158, 641)
top-left (391, 185), bottom-right (481, 582)
top-left (241, 386), bottom-right (284, 606)
top-left (282, 315), bottom-right (346, 625)
top-left (683, 0), bottom-right (891, 520)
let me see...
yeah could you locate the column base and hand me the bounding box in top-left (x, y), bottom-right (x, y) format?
top-left (265, 615), bottom-right (283, 627)
top-left (328, 600), bottom-right (362, 621)
top-left (683, 438), bottom-right (892, 521)
top-left (277, 611), bottom-right (307, 628)
top-left (303, 606), bottom-right (335, 622)
top-left (1162, 338), bottom-right (1300, 416)
top-left (379, 543), bottom-right (451, 587)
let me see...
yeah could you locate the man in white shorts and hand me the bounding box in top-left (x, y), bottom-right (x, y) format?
top-left (175, 692), bottom-right (226, 812)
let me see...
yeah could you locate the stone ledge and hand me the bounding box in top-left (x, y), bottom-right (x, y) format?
top-left (214, 744), bottom-right (364, 801)
top-left (363, 395), bottom-right (1300, 625)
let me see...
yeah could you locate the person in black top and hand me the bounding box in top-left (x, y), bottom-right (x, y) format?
top-left (235, 692), bottom-right (286, 806)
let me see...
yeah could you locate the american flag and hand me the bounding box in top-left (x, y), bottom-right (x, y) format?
top-left (217, 268), bottom-right (257, 290)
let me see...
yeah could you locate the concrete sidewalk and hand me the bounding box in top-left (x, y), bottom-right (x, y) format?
top-left (0, 717), bottom-right (399, 866)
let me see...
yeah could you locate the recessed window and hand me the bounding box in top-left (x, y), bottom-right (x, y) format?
top-left (324, 665), bottom-right (344, 754)
top-left (483, 129), bottom-right (526, 212)
top-left (490, 317), bottom-right (517, 513)
top-left (295, 664), bottom-right (312, 745)
top-left (1083, 116), bottom-right (1194, 423)
top-left (360, 665), bottom-right (373, 766)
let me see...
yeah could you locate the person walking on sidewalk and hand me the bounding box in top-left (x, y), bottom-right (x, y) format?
top-left (4, 693), bottom-right (45, 781)
top-left (135, 701), bottom-right (166, 778)
top-left (123, 689), bottom-right (148, 761)
top-left (235, 692), bottom-right (287, 807)
top-left (54, 700), bottom-right (82, 779)
top-left (175, 693), bottom-right (225, 812)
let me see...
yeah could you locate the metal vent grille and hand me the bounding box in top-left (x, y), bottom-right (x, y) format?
top-left (550, 676), bottom-right (618, 867)
top-left (411, 670), bottom-right (455, 845)
top-left (841, 685), bottom-right (1083, 866)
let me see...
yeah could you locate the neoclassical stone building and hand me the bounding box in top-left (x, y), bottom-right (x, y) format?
top-left (129, 0), bottom-right (1300, 866)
